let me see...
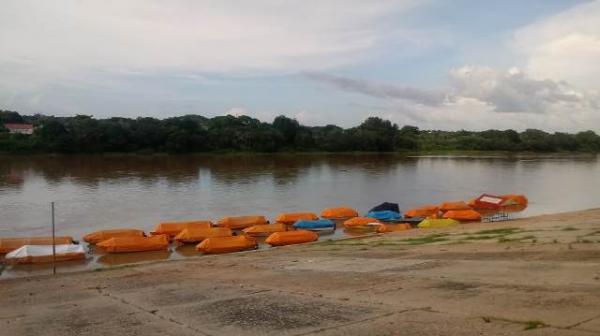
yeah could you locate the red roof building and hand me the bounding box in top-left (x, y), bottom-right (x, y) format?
top-left (3, 123), bottom-right (34, 135)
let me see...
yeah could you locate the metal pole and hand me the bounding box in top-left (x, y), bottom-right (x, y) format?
top-left (51, 201), bottom-right (56, 275)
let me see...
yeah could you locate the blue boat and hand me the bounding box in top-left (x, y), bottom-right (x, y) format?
top-left (366, 210), bottom-right (402, 222)
top-left (293, 219), bottom-right (335, 231)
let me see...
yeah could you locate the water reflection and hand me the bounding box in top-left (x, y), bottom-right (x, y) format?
top-left (96, 250), bottom-right (172, 266)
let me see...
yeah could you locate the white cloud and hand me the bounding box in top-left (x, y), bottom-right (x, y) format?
top-left (513, 0), bottom-right (600, 90)
top-left (0, 0), bottom-right (419, 79)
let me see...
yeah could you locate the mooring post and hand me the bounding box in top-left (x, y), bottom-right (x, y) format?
top-left (51, 201), bottom-right (56, 275)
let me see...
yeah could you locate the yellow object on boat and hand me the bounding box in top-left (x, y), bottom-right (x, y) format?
top-left (196, 236), bottom-right (257, 254)
top-left (151, 221), bottom-right (212, 238)
top-left (174, 227), bottom-right (232, 243)
top-left (375, 223), bottom-right (411, 233)
top-left (243, 223), bottom-right (287, 236)
top-left (343, 217), bottom-right (380, 228)
top-left (97, 235), bottom-right (169, 253)
top-left (275, 212), bottom-right (318, 224)
top-left (0, 236), bottom-right (74, 254)
top-left (320, 207), bottom-right (358, 219)
top-left (417, 218), bottom-right (460, 228)
top-left (83, 229), bottom-right (145, 244)
top-left (217, 216), bottom-right (268, 229)
top-left (265, 230), bottom-right (318, 246)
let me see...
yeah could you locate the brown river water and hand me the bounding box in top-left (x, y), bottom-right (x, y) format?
top-left (1, 153), bottom-right (599, 278)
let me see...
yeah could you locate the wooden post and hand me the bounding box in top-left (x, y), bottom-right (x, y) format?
top-left (51, 201), bottom-right (56, 275)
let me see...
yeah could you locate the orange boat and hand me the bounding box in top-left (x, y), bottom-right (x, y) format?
top-left (265, 230), bottom-right (318, 246)
top-left (97, 235), bottom-right (169, 253)
top-left (242, 223), bottom-right (287, 237)
top-left (150, 220), bottom-right (212, 238)
top-left (275, 212), bottom-right (318, 225)
top-left (196, 236), bottom-right (257, 254)
top-left (174, 227), bottom-right (232, 243)
top-left (217, 216), bottom-right (268, 230)
top-left (320, 207), bottom-right (358, 219)
top-left (83, 229), bottom-right (145, 244)
top-left (500, 194), bottom-right (528, 212)
top-left (0, 236), bottom-right (74, 254)
top-left (443, 209), bottom-right (482, 221)
top-left (343, 217), bottom-right (380, 228)
top-left (404, 205), bottom-right (438, 218)
top-left (375, 223), bottom-right (411, 233)
top-left (438, 201), bottom-right (471, 212)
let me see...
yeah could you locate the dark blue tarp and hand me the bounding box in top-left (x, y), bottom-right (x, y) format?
top-left (369, 202), bottom-right (400, 213)
top-left (366, 210), bottom-right (402, 222)
top-left (293, 219), bottom-right (335, 230)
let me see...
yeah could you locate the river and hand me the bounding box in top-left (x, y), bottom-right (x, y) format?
top-left (1, 153), bottom-right (599, 277)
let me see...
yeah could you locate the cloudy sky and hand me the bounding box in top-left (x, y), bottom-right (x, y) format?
top-left (1, 0), bottom-right (599, 131)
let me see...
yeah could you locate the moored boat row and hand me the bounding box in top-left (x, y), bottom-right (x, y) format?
top-left (0, 193), bottom-right (528, 264)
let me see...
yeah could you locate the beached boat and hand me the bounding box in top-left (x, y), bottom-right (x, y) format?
top-left (83, 229), bottom-right (145, 244)
top-left (375, 223), bottom-right (412, 233)
top-left (217, 215), bottom-right (268, 229)
top-left (417, 218), bottom-right (459, 228)
top-left (97, 235), bottom-right (169, 253)
top-left (174, 227), bottom-right (232, 243)
top-left (242, 223), bottom-right (287, 237)
top-left (0, 236), bottom-right (74, 254)
top-left (196, 236), bottom-right (257, 254)
top-left (443, 209), bottom-right (482, 221)
top-left (438, 201), bottom-right (471, 212)
top-left (150, 220), bottom-right (212, 238)
top-left (265, 230), bottom-right (318, 246)
top-left (320, 207), bottom-right (358, 219)
top-left (404, 205), bottom-right (439, 218)
top-left (343, 217), bottom-right (380, 228)
top-left (293, 219), bottom-right (335, 231)
top-left (5, 244), bottom-right (85, 264)
top-left (275, 212), bottom-right (318, 225)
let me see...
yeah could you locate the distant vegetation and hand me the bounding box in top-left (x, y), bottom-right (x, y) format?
top-left (1, 109), bottom-right (600, 154)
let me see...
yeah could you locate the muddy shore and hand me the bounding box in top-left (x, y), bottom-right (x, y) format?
top-left (2, 209), bottom-right (600, 335)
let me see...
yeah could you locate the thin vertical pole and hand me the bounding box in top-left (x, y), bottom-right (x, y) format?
top-left (51, 201), bottom-right (56, 275)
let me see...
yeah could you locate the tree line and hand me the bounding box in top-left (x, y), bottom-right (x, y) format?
top-left (1, 109), bottom-right (600, 154)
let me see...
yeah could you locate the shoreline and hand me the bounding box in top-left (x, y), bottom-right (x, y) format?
top-left (2, 207), bottom-right (600, 335)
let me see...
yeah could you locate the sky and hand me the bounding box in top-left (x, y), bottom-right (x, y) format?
top-left (1, 0), bottom-right (599, 131)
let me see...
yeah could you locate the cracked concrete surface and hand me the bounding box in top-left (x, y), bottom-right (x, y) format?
top-left (1, 208), bottom-right (600, 335)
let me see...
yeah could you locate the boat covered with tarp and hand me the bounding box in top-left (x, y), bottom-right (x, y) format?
top-left (0, 236), bottom-right (74, 254)
top-left (243, 223), bottom-right (287, 237)
top-left (97, 235), bottom-right (169, 253)
top-left (174, 227), bottom-right (232, 243)
top-left (320, 207), bottom-right (358, 219)
top-left (266, 230), bottom-right (318, 246)
top-left (293, 219), bottom-right (335, 231)
top-left (83, 229), bottom-right (145, 244)
top-left (217, 216), bottom-right (268, 229)
top-left (366, 210), bottom-right (402, 222)
top-left (5, 244), bottom-right (85, 264)
top-left (275, 212), bottom-right (319, 224)
top-left (150, 220), bottom-right (212, 238)
top-left (196, 236), bottom-right (257, 254)
top-left (417, 218), bottom-right (459, 228)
